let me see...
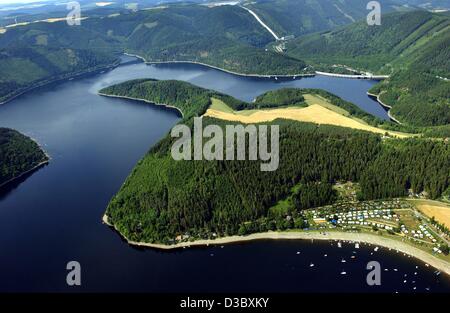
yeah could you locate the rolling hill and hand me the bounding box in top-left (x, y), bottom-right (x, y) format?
top-left (0, 3), bottom-right (309, 103)
top-left (242, 0), bottom-right (404, 38)
top-left (287, 10), bottom-right (450, 126)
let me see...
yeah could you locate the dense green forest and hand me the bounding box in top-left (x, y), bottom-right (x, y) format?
top-left (0, 128), bottom-right (48, 186)
top-left (90, 4), bottom-right (307, 75)
top-left (0, 3), bottom-right (308, 103)
top-left (103, 80), bottom-right (450, 244)
top-left (100, 79), bottom-right (248, 119)
top-left (245, 0), bottom-right (402, 37)
top-left (287, 10), bottom-right (450, 127)
top-left (1, 3), bottom-right (448, 128)
top-left (0, 18), bottom-right (121, 102)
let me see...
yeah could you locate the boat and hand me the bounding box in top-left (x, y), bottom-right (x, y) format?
top-left (355, 243), bottom-right (360, 249)
top-left (340, 271), bottom-right (347, 275)
top-left (341, 259), bottom-right (346, 263)
top-left (337, 242), bottom-right (342, 248)
top-left (374, 247), bottom-right (379, 252)
top-left (310, 263), bottom-right (315, 267)
top-left (296, 251), bottom-right (301, 255)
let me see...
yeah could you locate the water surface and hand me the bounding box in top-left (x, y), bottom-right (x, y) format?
top-left (0, 59), bottom-right (448, 292)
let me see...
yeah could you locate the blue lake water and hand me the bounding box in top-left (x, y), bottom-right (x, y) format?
top-left (0, 58), bottom-right (448, 292)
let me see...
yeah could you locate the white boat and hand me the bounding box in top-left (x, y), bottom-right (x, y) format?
top-left (296, 251), bottom-right (301, 255)
top-left (310, 263), bottom-right (315, 267)
top-left (340, 271), bottom-right (347, 275)
top-left (337, 242), bottom-right (342, 248)
top-left (355, 243), bottom-right (360, 249)
top-left (341, 259), bottom-right (346, 263)
top-left (374, 247), bottom-right (379, 252)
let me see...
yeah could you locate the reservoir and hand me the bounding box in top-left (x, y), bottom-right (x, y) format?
top-left (0, 57), bottom-right (448, 292)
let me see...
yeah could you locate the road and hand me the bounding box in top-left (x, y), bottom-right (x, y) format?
top-left (240, 5), bottom-right (281, 41)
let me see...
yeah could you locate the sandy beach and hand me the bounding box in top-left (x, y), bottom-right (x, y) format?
top-left (103, 214), bottom-right (450, 275)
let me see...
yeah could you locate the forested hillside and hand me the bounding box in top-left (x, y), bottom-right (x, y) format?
top-left (103, 80), bottom-right (450, 244)
top-left (93, 4), bottom-right (307, 74)
top-left (0, 128), bottom-right (48, 186)
top-left (1, 4), bottom-right (448, 127)
top-left (99, 79), bottom-right (248, 119)
top-left (287, 10), bottom-right (450, 126)
top-left (243, 0), bottom-right (402, 37)
top-left (0, 20), bottom-right (121, 103)
top-left (0, 3), bottom-right (308, 103)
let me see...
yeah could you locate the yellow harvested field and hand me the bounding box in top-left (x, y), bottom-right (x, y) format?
top-left (413, 200), bottom-right (450, 227)
top-left (204, 104), bottom-right (411, 138)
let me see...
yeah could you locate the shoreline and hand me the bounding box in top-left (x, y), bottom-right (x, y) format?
top-left (315, 71), bottom-right (389, 80)
top-left (0, 136), bottom-right (50, 189)
top-left (98, 92), bottom-right (185, 118)
top-left (0, 61), bottom-right (120, 106)
top-left (123, 52), bottom-right (315, 79)
top-left (102, 214), bottom-right (450, 276)
top-left (367, 91), bottom-right (402, 124)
